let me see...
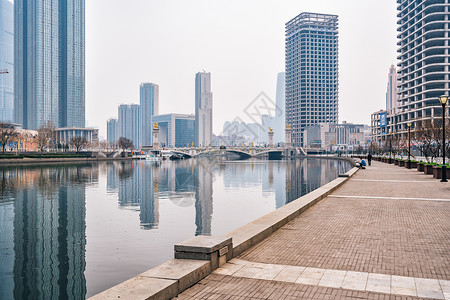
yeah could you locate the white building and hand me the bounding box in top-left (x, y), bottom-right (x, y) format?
top-left (195, 72), bottom-right (213, 147)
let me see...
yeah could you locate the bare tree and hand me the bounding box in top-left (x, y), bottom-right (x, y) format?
top-left (414, 119), bottom-right (443, 163)
top-left (118, 137), bottom-right (134, 151)
top-left (69, 136), bottom-right (89, 154)
top-left (36, 123), bottom-right (56, 152)
top-left (0, 123), bottom-right (18, 154)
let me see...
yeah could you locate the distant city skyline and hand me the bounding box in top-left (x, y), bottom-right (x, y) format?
top-left (86, 0), bottom-right (398, 138)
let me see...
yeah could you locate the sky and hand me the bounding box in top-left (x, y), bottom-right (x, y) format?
top-left (85, 0), bottom-right (398, 138)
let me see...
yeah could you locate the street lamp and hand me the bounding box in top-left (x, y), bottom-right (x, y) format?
top-left (439, 95), bottom-right (448, 182)
top-left (388, 133), bottom-right (392, 164)
top-left (407, 122), bottom-right (412, 169)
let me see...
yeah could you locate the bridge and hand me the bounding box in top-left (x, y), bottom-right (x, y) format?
top-left (168, 146), bottom-right (306, 159)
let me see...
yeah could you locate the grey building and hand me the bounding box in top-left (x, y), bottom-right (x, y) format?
top-left (152, 113), bottom-right (195, 148)
top-left (118, 104), bottom-right (140, 148)
top-left (0, 0), bottom-right (13, 123)
top-left (140, 83), bottom-right (159, 146)
top-left (107, 118), bottom-right (118, 146)
top-left (195, 72), bottom-right (213, 147)
top-left (14, 0), bottom-right (85, 129)
top-left (285, 12), bottom-right (339, 147)
top-left (394, 0), bottom-right (449, 137)
top-left (372, 1), bottom-right (450, 142)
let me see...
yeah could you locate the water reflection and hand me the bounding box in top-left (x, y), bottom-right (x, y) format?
top-left (0, 158), bottom-right (350, 299)
top-left (0, 164), bottom-right (98, 300)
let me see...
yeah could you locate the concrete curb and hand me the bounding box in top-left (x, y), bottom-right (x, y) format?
top-left (89, 165), bottom-right (359, 300)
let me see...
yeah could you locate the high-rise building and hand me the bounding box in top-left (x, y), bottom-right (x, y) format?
top-left (195, 72), bottom-right (213, 147)
top-left (14, 0), bottom-right (85, 129)
top-left (273, 72), bottom-right (286, 144)
top-left (118, 104), bottom-right (140, 148)
top-left (386, 65), bottom-right (399, 112)
top-left (0, 0), bottom-right (14, 123)
top-left (285, 13), bottom-right (339, 147)
top-left (152, 113), bottom-right (195, 147)
top-left (372, 1), bottom-right (449, 140)
top-left (140, 83), bottom-right (159, 146)
top-left (107, 118), bottom-right (118, 146)
top-left (395, 0), bottom-right (449, 134)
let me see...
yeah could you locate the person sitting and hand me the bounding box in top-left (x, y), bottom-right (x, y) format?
top-left (359, 159), bottom-right (367, 169)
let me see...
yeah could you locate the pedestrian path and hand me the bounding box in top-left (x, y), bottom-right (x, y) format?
top-left (175, 161), bottom-right (450, 299)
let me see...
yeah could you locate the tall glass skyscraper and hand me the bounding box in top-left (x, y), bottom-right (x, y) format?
top-left (0, 0), bottom-right (14, 123)
top-left (140, 83), bottom-right (159, 146)
top-left (195, 72), bottom-right (213, 147)
top-left (285, 13), bottom-right (339, 147)
top-left (14, 0), bottom-right (85, 129)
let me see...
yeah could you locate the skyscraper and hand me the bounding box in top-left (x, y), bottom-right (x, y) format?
top-left (140, 83), bottom-right (159, 146)
top-left (118, 104), bottom-right (140, 148)
top-left (396, 0), bottom-right (449, 133)
top-left (107, 118), bottom-right (118, 146)
top-left (285, 13), bottom-right (339, 147)
top-left (0, 0), bottom-right (14, 123)
top-left (14, 0), bottom-right (85, 129)
top-left (195, 72), bottom-right (213, 147)
top-left (386, 65), bottom-right (398, 112)
top-left (274, 72), bottom-right (286, 144)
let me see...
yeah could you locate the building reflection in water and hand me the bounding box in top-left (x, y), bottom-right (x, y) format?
top-left (0, 164), bottom-right (98, 300)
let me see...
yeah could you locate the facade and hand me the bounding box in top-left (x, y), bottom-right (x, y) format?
top-left (55, 127), bottom-right (99, 145)
top-left (303, 122), bottom-right (365, 149)
top-left (140, 83), bottom-right (159, 146)
top-left (14, 0), bottom-right (85, 130)
top-left (372, 1), bottom-right (449, 141)
top-left (386, 65), bottom-right (399, 112)
top-left (285, 12), bottom-right (339, 147)
top-left (152, 114), bottom-right (195, 148)
top-left (0, 0), bottom-right (14, 123)
top-left (195, 72), bottom-right (213, 147)
top-left (118, 104), bottom-right (140, 148)
top-left (107, 118), bottom-right (118, 146)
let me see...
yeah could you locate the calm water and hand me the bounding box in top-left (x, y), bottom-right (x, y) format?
top-left (0, 158), bottom-right (351, 299)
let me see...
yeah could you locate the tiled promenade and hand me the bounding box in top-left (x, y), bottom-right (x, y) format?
top-left (175, 161), bottom-right (450, 299)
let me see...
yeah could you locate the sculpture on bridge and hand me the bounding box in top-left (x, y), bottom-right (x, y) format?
top-left (153, 123), bottom-right (159, 150)
top-left (268, 127), bottom-right (274, 148)
top-left (285, 123), bottom-right (292, 148)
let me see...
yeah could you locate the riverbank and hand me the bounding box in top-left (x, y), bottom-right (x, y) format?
top-left (0, 156), bottom-right (132, 166)
top-left (89, 158), bottom-right (358, 299)
top-left (175, 161), bottom-right (450, 300)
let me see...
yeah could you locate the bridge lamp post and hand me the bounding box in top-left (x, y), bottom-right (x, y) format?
top-left (439, 95), bottom-right (448, 182)
top-left (407, 122), bottom-right (412, 169)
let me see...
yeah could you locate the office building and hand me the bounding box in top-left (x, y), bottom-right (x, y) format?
top-left (140, 83), bottom-right (159, 146)
top-left (14, 0), bottom-right (85, 129)
top-left (274, 72), bottom-right (286, 144)
top-left (195, 72), bottom-right (213, 146)
top-left (152, 113), bottom-right (195, 148)
top-left (0, 0), bottom-right (14, 123)
top-left (107, 118), bottom-right (118, 146)
top-left (386, 65), bottom-right (399, 112)
top-left (303, 122), bottom-right (366, 149)
top-left (285, 12), bottom-right (339, 147)
top-left (372, 1), bottom-right (449, 141)
top-left (55, 127), bottom-right (99, 145)
top-left (118, 104), bottom-right (140, 148)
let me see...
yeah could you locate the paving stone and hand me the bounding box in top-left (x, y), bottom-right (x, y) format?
top-left (318, 269), bottom-right (346, 288)
top-left (273, 265), bottom-right (305, 283)
top-left (366, 273), bottom-right (390, 294)
top-left (342, 271), bottom-right (368, 291)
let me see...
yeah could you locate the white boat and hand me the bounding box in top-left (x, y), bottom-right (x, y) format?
top-left (145, 154), bottom-right (160, 161)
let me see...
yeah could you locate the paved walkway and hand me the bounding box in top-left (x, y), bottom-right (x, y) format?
top-left (175, 161), bottom-right (450, 299)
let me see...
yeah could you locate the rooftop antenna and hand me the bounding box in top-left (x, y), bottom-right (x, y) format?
top-left (202, 69), bottom-right (206, 72)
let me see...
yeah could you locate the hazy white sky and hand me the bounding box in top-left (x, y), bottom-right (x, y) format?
top-left (85, 0), bottom-right (398, 137)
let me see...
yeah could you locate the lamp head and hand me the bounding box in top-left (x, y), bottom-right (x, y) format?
top-left (439, 95), bottom-right (448, 105)
top-left (407, 122), bottom-right (411, 127)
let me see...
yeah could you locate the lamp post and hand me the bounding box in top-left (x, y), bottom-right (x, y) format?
top-left (388, 133), bottom-right (392, 164)
top-left (439, 95), bottom-right (448, 182)
top-left (407, 122), bottom-right (412, 169)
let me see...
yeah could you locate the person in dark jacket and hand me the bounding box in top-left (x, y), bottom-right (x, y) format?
top-left (368, 153), bottom-right (372, 166)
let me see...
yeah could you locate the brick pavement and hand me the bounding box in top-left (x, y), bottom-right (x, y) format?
top-left (175, 161), bottom-right (450, 299)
